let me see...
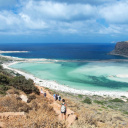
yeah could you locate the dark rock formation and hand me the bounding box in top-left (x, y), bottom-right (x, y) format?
top-left (110, 41), bottom-right (128, 57)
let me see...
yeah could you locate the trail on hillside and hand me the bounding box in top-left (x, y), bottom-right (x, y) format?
top-left (37, 86), bottom-right (76, 127)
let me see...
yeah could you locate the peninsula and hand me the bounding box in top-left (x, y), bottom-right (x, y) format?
top-left (0, 51), bottom-right (28, 53)
top-left (110, 41), bottom-right (128, 57)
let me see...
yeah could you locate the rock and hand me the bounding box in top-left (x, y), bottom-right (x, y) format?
top-left (20, 95), bottom-right (28, 102)
top-left (110, 41), bottom-right (128, 57)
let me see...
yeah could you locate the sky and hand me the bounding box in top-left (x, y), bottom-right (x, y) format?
top-left (0, 0), bottom-right (128, 43)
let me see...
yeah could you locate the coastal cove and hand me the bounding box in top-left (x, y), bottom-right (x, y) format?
top-left (1, 59), bottom-right (128, 98)
top-left (1, 42), bottom-right (128, 98)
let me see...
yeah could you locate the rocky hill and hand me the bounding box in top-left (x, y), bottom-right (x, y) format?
top-left (110, 41), bottom-right (128, 57)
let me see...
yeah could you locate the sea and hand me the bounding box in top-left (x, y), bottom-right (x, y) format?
top-left (1, 43), bottom-right (128, 92)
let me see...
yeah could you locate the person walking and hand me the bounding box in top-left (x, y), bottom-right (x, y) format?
top-left (40, 88), bottom-right (43, 95)
top-left (53, 94), bottom-right (56, 100)
top-left (55, 94), bottom-right (57, 101)
top-left (58, 94), bottom-right (61, 101)
top-left (61, 99), bottom-right (67, 120)
top-left (44, 92), bottom-right (46, 97)
top-left (56, 94), bottom-right (58, 100)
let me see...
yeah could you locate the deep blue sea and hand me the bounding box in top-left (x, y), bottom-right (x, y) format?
top-left (0, 43), bottom-right (126, 60)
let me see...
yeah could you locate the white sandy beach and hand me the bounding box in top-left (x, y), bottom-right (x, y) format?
top-left (2, 61), bottom-right (128, 98)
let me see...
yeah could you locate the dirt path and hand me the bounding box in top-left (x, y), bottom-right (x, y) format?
top-left (37, 86), bottom-right (76, 127)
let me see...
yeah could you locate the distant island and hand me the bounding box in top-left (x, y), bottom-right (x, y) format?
top-left (110, 41), bottom-right (128, 57)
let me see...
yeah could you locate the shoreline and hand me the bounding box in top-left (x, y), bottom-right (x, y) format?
top-left (1, 50), bottom-right (128, 63)
top-left (0, 51), bottom-right (128, 98)
top-left (2, 62), bottom-right (128, 98)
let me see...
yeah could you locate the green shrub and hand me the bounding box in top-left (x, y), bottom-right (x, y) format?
top-left (0, 90), bottom-right (5, 94)
top-left (0, 85), bottom-right (10, 95)
top-left (123, 111), bottom-right (128, 115)
top-left (109, 98), bottom-right (124, 103)
top-left (0, 73), bottom-right (10, 85)
top-left (121, 96), bottom-right (126, 98)
top-left (10, 76), bottom-right (40, 95)
top-left (82, 97), bottom-right (92, 104)
top-left (107, 105), bottom-right (114, 109)
top-left (0, 67), bottom-right (40, 95)
top-left (101, 106), bottom-right (108, 109)
top-left (78, 94), bottom-right (83, 99)
top-left (94, 100), bottom-right (106, 105)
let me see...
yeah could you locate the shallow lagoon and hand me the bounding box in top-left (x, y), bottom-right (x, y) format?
top-left (10, 61), bottom-right (128, 92)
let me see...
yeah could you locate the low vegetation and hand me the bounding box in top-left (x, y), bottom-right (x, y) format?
top-left (0, 65), bottom-right (40, 95)
top-left (82, 97), bottom-right (92, 104)
top-left (109, 98), bottom-right (124, 103)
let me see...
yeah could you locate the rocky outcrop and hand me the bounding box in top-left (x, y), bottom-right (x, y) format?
top-left (110, 41), bottom-right (128, 57)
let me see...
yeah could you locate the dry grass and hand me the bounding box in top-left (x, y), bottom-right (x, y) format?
top-left (1, 87), bottom-right (128, 128)
top-left (0, 95), bottom-right (31, 112)
top-left (0, 92), bottom-right (66, 128)
top-left (56, 91), bottom-right (128, 128)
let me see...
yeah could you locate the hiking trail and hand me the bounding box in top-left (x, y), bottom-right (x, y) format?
top-left (37, 86), bottom-right (76, 127)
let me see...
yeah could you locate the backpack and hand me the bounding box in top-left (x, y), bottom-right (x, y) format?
top-left (61, 103), bottom-right (66, 113)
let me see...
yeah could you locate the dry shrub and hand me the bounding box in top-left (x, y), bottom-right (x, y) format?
top-left (29, 100), bottom-right (39, 111)
top-left (71, 109), bottom-right (98, 128)
top-left (0, 95), bottom-right (30, 112)
top-left (27, 93), bottom-right (36, 103)
top-left (7, 88), bottom-right (20, 95)
top-left (3, 95), bottom-right (66, 128)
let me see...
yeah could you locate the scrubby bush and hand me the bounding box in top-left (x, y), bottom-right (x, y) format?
top-left (0, 85), bottom-right (10, 95)
top-left (123, 111), bottom-right (128, 115)
top-left (10, 76), bottom-right (40, 95)
top-left (0, 73), bottom-right (10, 84)
top-left (82, 97), bottom-right (92, 104)
top-left (27, 94), bottom-right (36, 103)
top-left (0, 95), bottom-right (31, 112)
top-left (94, 100), bottom-right (106, 105)
top-left (109, 98), bottom-right (124, 103)
top-left (107, 105), bottom-right (114, 109)
top-left (78, 94), bottom-right (83, 99)
top-left (0, 69), bottom-right (40, 95)
top-left (7, 88), bottom-right (20, 95)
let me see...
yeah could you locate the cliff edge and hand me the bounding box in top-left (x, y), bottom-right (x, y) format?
top-left (110, 41), bottom-right (128, 57)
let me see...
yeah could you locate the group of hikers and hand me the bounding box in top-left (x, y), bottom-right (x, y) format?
top-left (40, 88), bottom-right (47, 97)
top-left (40, 88), bottom-right (67, 120)
top-left (53, 93), bottom-right (61, 101)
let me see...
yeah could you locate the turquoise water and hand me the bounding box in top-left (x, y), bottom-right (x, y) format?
top-left (10, 61), bottom-right (128, 92)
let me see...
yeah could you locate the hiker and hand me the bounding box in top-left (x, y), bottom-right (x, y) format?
top-left (53, 94), bottom-right (56, 100)
top-left (61, 99), bottom-right (67, 120)
top-left (56, 94), bottom-right (58, 100)
top-left (40, 88), bottom-right (43, 95)
top-left (44, 92), bottom-right (46, 97)
top-left (58, 94), bottom-right (61, 101)
top-left (55, 94), bottom-right (57, 101)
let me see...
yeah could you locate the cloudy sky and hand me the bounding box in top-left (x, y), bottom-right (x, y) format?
top-left (0, 0), bottom-right (128, 43)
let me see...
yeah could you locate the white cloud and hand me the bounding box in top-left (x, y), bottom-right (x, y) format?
top-left (100, 0), bottom-right (128, 24)
top-left (21, 1), bottom-right (97, 21)
top-left (0, 0), bottom-right (128, 36)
